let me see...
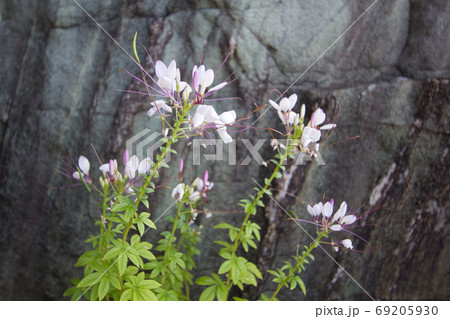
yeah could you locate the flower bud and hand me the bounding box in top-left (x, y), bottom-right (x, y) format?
top-left (178, 159), bottom-right (184, 181)
top-left (123, 150), bottom-right (129, 166)
top-left (300, 104), bottom-right (305, 123)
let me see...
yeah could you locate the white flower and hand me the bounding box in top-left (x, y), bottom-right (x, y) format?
top-left (138, 157), bottom-right (152, 174)
top-left (192, 105), bottom-right (220, 128)
top-left (172, 183), bottom-right (185, 201)
top-left (269, 94), bottom-right (299, 126)
top-left (269, 94), bottom-right (297, 113)
top-left (125, 155), bottom-right (139, 179)
top-left (192, 105), bottom-right (236, 144)
top-left (148, 100), bottom-right (172, 117)
top-left (155, 60), bottom-right (187, 94)
top-left (341, 239), bottom-right (353, 250)
top-left (301, 126), bottom-right (321, 147)
top-left (192, 65), bottom-right (214, 95)
top-left (329, 204), bottom-right (357, 232)
top-left (189, 190), bottom-right (201, 202)
top-left (215, 110), bottom-right (236, 144)
top-left (73, 155), bottom-right (90, 180)
top-left (310, 108), bottom-right (336, 130)
top-left (277, 110), bottom-right (299, 126)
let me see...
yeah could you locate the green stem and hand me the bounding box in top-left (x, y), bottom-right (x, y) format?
top-left (224, 146), bottom-right (291, 299)
top-left (161, 203), bottom-right (183, 285)
top-left (269, 231), bottom-right (328, 301)
top-left (121, 109), bottom-right (187, 244)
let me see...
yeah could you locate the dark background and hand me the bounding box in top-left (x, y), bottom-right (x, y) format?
top-left (0, 0), bottom-right (449, 300)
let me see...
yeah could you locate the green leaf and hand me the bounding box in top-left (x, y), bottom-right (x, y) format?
top-left (98, 277), bottom-right (110, 300)
top-left (118, 254), bottom-right (128, 276)
top-left (109, 276), bottom-right (121, 290)
top-left (111, 202), bottom-right (129, 212)
top-left (139, 279), bottom-right (161, 290)
top-left (120, 289), bottom-right (133, 301)
top-left (77, 272), bottom-right (102, 288)
top-left (138, 288), bottom-right (158, 301)
top-left (103, 246), bottom-right (122, 260)
top-left (127, 251), bottom-right (143, 268)
top-left (218, 260), bottom-right (233, 274)
top-left (214, 223), bottom-right (236, 230)
top-left (274, 171), bottom-right (282, 178)
top-left (196, 276), bottom-right (216, 286)
top-left (216, 284), bottom-right (228, 301)
top-left (296, 276), bottom-right (306, 295)
top-left (246, 262), bottom-right (263, 279)
top-left (138, 249), bottom-right (156, 261)
top-left (199, 286), bottom-right (216, 301)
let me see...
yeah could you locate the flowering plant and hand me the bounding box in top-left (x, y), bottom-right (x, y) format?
top-left (63, 35), bottom-right (375, 301)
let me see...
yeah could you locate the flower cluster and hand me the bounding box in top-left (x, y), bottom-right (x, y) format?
top-left (128, 58), bottom-right (236, 144)
top-left (172, 170), bottom-right (214, 204)
top-left (269, 93), bottom-right (336, 157)
top-left (302, 199), bottom-right (362, 251)
top-left (71, 150), bottom-right (152, 191)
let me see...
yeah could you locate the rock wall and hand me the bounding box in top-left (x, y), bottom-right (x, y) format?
top-left (0, 0), bottom-right (448, 300)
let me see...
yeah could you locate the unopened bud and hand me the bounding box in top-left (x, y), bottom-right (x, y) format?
top-left (178, 159), bottom-right (184, 181)
top-left (300, 104), bottom-right (305, 123)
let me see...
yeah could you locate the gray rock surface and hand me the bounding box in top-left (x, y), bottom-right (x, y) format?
top-left (0, 0), bottom-right (448, 300)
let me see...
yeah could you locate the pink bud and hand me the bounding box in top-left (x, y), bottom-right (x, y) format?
top-left (109, 159), bottom-right (114, 178)
top-left (178, 159), bottom-right (184, 181)
top-left (179, 159), bottom-right (184, 172)
top-left (202, 170), bottom-right (209, 184)
top-left (123, 150), bottom-right (129, 166)
top-left (193, 71), bottom-right (199, 92)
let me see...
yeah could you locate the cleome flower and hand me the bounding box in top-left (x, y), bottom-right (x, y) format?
top-left (99, 151), bottom-right (152, 184)
top-left (72, 155), bottom-right (91, 183)
top-left (294, 198), bottom-right (368, 251)
top-left (269, 94), bottom-right (300, 126)
top-left (300, 108), bottom-right (336, 156)
top-left (155, 60), bottom-right (187, 96)
top-left (191, 105), bottom-right (236, 144)
top-left (192, 64), bottom-right (228, 104)
top-left (147, 100), bottom-right (173, 118)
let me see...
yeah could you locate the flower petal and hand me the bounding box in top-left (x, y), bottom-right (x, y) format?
top-left (323, 201), bottom-right (333, 218)
top-left (216, 126), bottom-right (233, 144)
top-left (155, 60), bottom-right (168, 79)
top-left (219, 110), bottom-right (236, 125)
top-left (99, 163), bottom-right (109, 173)
top-left (203, 69), bottom-right (214, 88)
top-left (320, 123), bottom-right (336, 130)
top-left (333, 201), bottom-right (347, 221)
top-left (330, 224), bottom-right (342, 231)
top-left (341, 215), bottom-right (357, 225)
top-left (313, 108), bottom-right (326, 126)
top-left (269, 99), bottom-right (280, 111)
top-left (73, 171), bottom-right (83, 180)
top-left (288, 94), bottom-right (298, 108)
top-left (138, 157), bottom-right (152, 174)
top-left (78, 156), bottom-right (90, 175)
top-left (209, 82), bottom-right (227, 92)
